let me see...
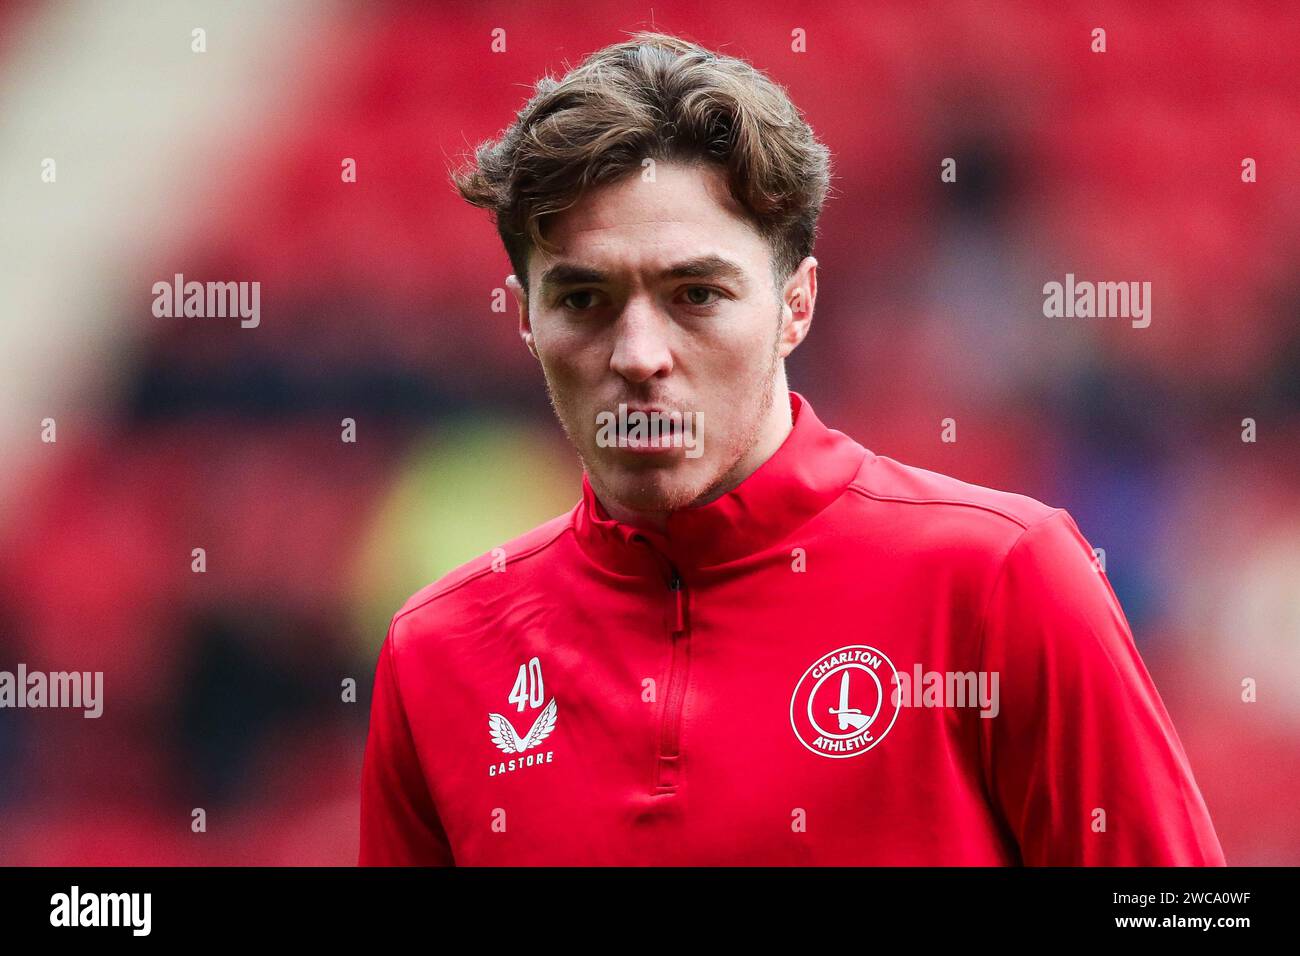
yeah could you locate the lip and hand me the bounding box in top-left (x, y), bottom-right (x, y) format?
top-left (602, 403), bottom-right (689, 455)
top-left (616, 444), bottom-right (686, 455)
top-left (614, 439), bottom-right (682, 455)
top-left (620, 405), bottom-right (677, 418)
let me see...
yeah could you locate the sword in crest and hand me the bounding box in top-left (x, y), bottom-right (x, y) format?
top-left (829, 670), bottom-right (870, 731)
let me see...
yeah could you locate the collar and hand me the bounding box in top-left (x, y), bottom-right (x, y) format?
top-left (572, 391), bottom-right (870, 578)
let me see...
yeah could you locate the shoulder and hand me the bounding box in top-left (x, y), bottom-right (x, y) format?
top-left (841, 451), bottom-right (1072, 569)
top-left (842, 452), bottom-right (1109, 641)
top-left (846, 451), bottom-right (1065, 540)
top-left (387, 506), bottom-right (578, 653)
top-left (848, 452), bottom-right (1060, 531)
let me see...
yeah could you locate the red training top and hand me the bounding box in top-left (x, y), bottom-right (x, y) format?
top-left (359, 391), bottom-right (1225, 866)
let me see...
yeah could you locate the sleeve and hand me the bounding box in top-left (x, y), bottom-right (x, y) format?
top-left (358, 620), bottom-right (455, 866)
top-left (977, 508), bottom-right (1225, 866)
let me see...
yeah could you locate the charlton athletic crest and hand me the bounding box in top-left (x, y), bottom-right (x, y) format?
top-left (790, 644), bottom-right (900, 758)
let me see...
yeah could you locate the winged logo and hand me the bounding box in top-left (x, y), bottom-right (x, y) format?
top-left (488, 697), bottom-right (558, 754)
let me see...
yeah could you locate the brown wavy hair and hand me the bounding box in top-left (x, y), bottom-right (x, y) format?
top-left (452, 31), bottom-right (833, 291)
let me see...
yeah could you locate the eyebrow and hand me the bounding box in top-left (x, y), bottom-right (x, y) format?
top-left (537, 254), bottom-right (750, 293)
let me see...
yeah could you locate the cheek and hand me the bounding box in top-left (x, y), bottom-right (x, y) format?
top-left (536, 327), bottom-right (594, 381)
top-left (697, 319), bottom-right (775, 374)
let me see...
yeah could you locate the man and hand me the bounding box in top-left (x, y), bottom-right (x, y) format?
top-left (359, 32), bottom-right (1224, 865)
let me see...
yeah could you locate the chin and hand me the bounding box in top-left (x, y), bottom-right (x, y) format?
top-left (598, 460), bottom-right (713, 513)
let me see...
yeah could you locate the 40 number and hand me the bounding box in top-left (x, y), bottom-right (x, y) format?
top-left (508, 656), bottom-right (544, 711)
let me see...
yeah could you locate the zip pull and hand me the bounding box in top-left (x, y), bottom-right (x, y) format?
top-left (668, 572), bottom-right (685, 633)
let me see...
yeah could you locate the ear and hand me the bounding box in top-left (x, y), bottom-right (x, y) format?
top-left (507, 274), bottom-right (538, 360)
top-left (777, 256), bottom-right (817, 358)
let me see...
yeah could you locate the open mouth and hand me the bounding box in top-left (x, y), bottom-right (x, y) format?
top-left (595, 403), bottom-right (703, 457)
top-left (619, 418), bottom-right (682, 449)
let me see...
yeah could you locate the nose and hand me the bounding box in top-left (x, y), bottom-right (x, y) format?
top-left (609, 297), bottom-right (673, 383)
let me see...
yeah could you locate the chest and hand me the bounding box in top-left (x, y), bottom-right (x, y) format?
top-left (405, 569), bottom-right (1011, 864)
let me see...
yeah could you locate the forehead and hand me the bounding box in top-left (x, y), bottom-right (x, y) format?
top-left (533, 160), bottom-right (771, 279)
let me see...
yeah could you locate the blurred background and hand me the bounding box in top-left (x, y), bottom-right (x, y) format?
top-left (0, 0), bottom-right (1296, 864)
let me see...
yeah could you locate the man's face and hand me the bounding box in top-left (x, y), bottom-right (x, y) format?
top-left (508, 159), bottom-right (815, 520)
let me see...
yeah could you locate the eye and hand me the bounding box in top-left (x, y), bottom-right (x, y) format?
top-left (680, 286), bottom-right (724, 308)
top-left (559, 289), bottom-right (601, 312)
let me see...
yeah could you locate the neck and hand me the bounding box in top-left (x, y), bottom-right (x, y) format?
top-left (597, 383), bottom-right (795, 532)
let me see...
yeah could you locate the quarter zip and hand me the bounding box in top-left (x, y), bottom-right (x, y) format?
top-left (629, 533), bottom-right (691, 795)
top-left (656, 569), bottom-right (689, 793)
top-left (669, 572), bottom-right (685, 632)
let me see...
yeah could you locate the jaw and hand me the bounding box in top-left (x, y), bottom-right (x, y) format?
top-left (585, 452), bottom-right (717, 517)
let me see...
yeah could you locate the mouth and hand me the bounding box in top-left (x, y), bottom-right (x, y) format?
top-left (618, 432), bottom-right (682, 452)
top-left (599, 403), bottom-right (691, 455)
